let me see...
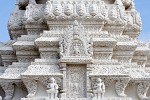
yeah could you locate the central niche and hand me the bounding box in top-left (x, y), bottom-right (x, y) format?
top-left (66, 64), bottom-right (87, 98)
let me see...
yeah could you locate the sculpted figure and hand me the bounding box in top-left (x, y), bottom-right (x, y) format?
top-left (108, 6), bottom-right (117, 20)
top-left (47, 77), bottom-right (59, 99)
top-left (45, 0), bottom-right (55, 19)
top-left (73, 44), bottom-right (80, 56)
top-left (77, 1), bottom-right (86, 16)
top-left (137, 82), bottom-right (150, 100)
top-left (101, 1), bottom-right (108, 18)
top-left (115, 0), bottom-right (123, 6)
top-left (93, 78), bottom-right (105, 99)
top-left (115, 0), bottom-right (127, 21)
top-left (89, 1), bottom-right (98, 16)
top-left (24, 3), bottom-right (33, 20)
top-left (135, 12), bottom-right (142, 26)
top-left (53, 1), bottom-right (62, 16)
top-left (95, 1), bottom-right (105, 21)
top-left (71, 2), bottom-right (79, 19)
top-left (64, 1), bottom-right (73, 16)
top-left (126, 12), bottom-right (133, 25)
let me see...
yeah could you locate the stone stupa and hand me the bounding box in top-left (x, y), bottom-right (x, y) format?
top-left (0, 0), bottom-right (150, 100)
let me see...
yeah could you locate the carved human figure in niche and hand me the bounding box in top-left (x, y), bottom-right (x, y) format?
top-left (93, 78), bottom-right (105, 99)
top-left (73, 43), bottom-right (80, 56)
top-left (47, 77), bottom-right (59, 99)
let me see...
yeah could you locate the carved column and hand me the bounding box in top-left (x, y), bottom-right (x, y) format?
top-left (115, 78), bottom-right (130, 97)
top-left (137, 81), bottom-right (150, 100)
top-left (0, 81), bottom-right (14, 100)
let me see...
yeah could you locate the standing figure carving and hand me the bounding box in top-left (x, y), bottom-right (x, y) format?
top-left (93, 78), bottom-right (105, 99)
top-left (24, 3), bottom-right (33, 20)
top-left (64, 1), bottom-right (73, 16)
top-left (77, 1), bottom-right (86, 16)
top-left (73, 44), bottom-right (80, 56)
top-left (47, 77), bottom-right (59, 99)
top-left (53, 1), bottom-right (62, 16)
top-left (45, 0), bottom-right (55, 19)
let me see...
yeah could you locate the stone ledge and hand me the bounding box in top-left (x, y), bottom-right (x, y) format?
top-left (21, 97), bottom-right (132, 100)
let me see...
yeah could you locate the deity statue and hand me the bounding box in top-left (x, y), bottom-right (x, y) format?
top-left (47, 77), bottom-right (59, 99)
top-left (93, 78), bottom-right (105, 99)
top-left (53, 1), bottom-right (62, 16)
top-left (89, 1), bottom-right (98, 16)
top-left (73, 43), bottom-right (80, 56)
top-left (64, 1), bottom-right (73, 16)
top-left (115, 0), bottom-right (123, 6)
top-left (108, 6), bottom-right (117, 20)
top-left (45, 0), bottom-right (55, 19)
top-left (87, 38), bottom-right (93, 57)
top-left (24, 3), bottom-right (33, 20)
top-left (135, 12), bottom-right (142, 27)
top-left (126, 12), bottom-right (133, 25)
top-left (77, 1), bottom-right (86, 16)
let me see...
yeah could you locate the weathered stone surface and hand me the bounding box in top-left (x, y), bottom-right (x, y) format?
top-left (0, 0), bottom-right (150, 100)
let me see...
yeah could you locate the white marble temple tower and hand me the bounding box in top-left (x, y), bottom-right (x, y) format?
top-left (0, 0), bottom-right (150, 100)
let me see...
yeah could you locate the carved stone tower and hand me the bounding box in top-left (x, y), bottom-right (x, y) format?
top-left (0, 0), bottom-right (150, 100)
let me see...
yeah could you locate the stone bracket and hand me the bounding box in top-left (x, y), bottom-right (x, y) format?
top-left (115, 78), bottom-right (130, 97)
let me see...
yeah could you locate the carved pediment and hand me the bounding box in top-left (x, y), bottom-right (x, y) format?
top-left (59, 20), bottom-right (93, 63)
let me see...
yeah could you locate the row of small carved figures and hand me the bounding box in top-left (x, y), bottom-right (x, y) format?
top-left (24, 0), bottom-right (128, 20)
top-left (46, 77), bottom-right (105, 99)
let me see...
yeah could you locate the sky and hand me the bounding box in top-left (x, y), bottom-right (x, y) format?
top-left (0, 0), bottom-right (150, 42)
